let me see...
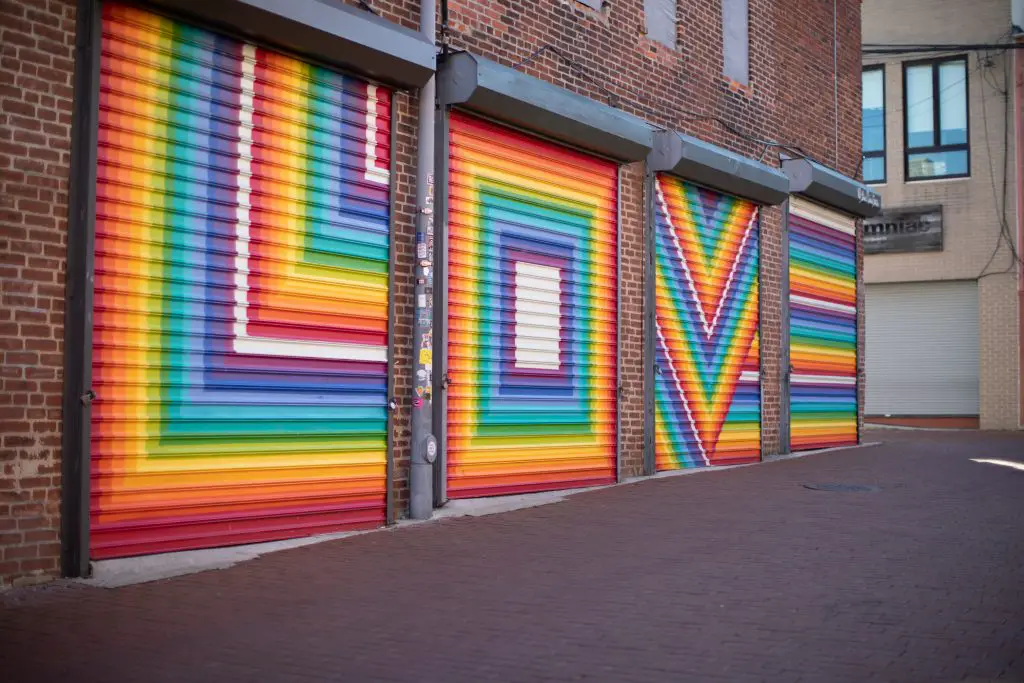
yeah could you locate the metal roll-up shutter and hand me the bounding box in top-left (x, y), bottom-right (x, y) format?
top-left (865, 281), bottom-right (980, 416)
top-left (653, 174), bottom-right (761, 469)
top-left (446, 112), bottom-right (618, 497)
top-left (90, 3), bottom-right (393, 558)
top-left (788, 197), bottom-right (858, 451)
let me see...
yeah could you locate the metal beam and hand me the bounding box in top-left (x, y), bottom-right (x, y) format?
top-left (782, 157), bottom-right (882, 218)
top-left (437, 52), bottom-right (654, 162)
top-left (147, 0), bottom-right (436, 88)
top-left (648, 130), bottom-right (789, 206)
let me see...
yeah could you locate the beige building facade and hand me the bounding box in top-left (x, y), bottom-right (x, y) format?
top-left (862, 0), bottom-right (1022, 429)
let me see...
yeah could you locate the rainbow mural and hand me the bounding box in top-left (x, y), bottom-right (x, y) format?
top-left (653, 174), bottom-right (761, 469)
top-left (90, 4), bottom-right (392, 558)
top-left (446, 112), bottom-right (618, 497)
top-left (788, 198), bottom-right (858, 450)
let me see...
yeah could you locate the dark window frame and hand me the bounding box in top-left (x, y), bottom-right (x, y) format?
top-left (862, 64), bottom-right (886, 184)
top-left (902, 55), bottom-right (970, 181)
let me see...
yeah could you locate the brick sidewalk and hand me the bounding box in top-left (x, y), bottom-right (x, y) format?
top-left (2, 430), bottom-right (1024, 683)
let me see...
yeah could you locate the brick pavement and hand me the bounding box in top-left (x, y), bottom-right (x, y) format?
top-left (2, 429), bottom-right (1024, 683)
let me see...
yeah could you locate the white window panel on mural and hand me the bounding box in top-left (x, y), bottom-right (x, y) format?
top-left (514, 262), bottom-right (562, 371)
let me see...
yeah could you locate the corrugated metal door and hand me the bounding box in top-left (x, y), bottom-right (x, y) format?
top-left (865, 281), bottom-right (980, 415)
top-left (653, 174), bottom-right (761, 469)
top-left (446, 112), bottom-right (618, 497)
top-left (90, 3), bottom-right (393, 558)
top-left (788, 197), bottom-right (858, 450)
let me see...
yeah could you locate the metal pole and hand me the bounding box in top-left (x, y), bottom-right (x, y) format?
top-left (1015, 42), bottom-right (1024, 428)
top-left (409, 0), bottom-right (437, 519)
top-left (432, 98), bottom-right (451, 507)
top-left (615, 167), bottom-right (623, 482)
top-left (386, 94), bottom-right (398, 525)
top-left (61, 0), bottom-right (101, 578)
top-left (833, 0), bottom-right (840, 168)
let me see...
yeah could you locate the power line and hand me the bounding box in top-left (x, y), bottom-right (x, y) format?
top-left (355, 0), bottom-right (379, 15)
top-left (976, 44), bottom-right (1023, 279)
top-left (511, 43), bottom-right (817, 166)
top-left (862, 68), bottom-right (969, 123)
top-left (864, 42), bottom-right (1024, 55)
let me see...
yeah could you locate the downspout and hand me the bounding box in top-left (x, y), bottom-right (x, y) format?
top-left (1016, 39), bottom-right (1024, 427)
top-left (833, 0), bottom-right (839, 168)
top-left (410, 0), bottom-right (437, 519)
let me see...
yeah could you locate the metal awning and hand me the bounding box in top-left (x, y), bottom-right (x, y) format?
top-left (437, 52), bottom-right (653, 162)
top-left (147, 0), bottom-right (435, 88)
top-left (782, 157), bottom-right (882, 218)
top-left (648, 130), bottom-right (789, 205)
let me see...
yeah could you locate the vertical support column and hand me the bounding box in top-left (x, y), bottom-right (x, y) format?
top-left (432, 104), bottom-right (451, 506)
top-left (852, 195), bottom-right (865, 443)
top-left (757, 204), bottom-right (784, 458)
top-left (643, 172), bottom-right (656, 475)
top-left (779, 199), bottom-right (792, 454)
top-left (61, 0), bottom-right (101, 578)
top-left (409, 0), bottom-right (437, 520)
top-left (1016, 41), bottom-right (1024, 428)
top-left (385, 92), bottom-right (399, 525)
top-left (615, 167), bottom-right (623, 481)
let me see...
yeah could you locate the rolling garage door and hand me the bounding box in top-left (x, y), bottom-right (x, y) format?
top-left (788, 197), bottom-right (858, 450)
top-left (865, 281), bottom-right (980, 416)
top-left (446, 112), bottom-right (618, 497)
top-left (90, 4), bottom-right (393, 557)
top-left (653, 174), bottom-right (761, 469)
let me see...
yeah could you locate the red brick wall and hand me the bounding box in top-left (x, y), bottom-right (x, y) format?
top-left (389, 90), bottom-right (418, 518)
top-left (773, 0), bottom-right (864, 446)
top-left (0, 0), bottom-right (76, 589)
top-left (437, 0), bottom-right (863, 462)
top-left (0, 0), bottom-right (864, 588)
top-left (618, 162), bottom-right (644, 477)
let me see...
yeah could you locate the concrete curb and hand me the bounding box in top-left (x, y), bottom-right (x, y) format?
top-left (81, 440), bottom-right (882, 589)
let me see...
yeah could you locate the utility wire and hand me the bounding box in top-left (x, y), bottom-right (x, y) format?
top-left (976, 45), bottom-right (1023, 279)
top-left (864, 42), bottom-right (1024, 55)
top-left (356, 0), bottom-right (379, 15)
top-left (862, 71), bottom-right (967, 133)
top-left (512, 43), bottom-right (818, 167)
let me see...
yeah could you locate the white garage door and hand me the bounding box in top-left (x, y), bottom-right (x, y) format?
top-left (865, 281), bottom-right (979, 416)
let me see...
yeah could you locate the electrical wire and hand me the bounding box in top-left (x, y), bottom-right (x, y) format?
top-left (511, 43), bottom-right (819, 167)
top-left (356, 0), bottom-right (379, 16)
top-left (864, 42), bottom-right (1024, 55)
top-left (512, 45), bottom-right (624, 109)
top-left (976, 46), bottom-right (1023, 279)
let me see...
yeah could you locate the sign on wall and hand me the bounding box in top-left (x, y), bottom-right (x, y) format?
top-left (863, 205), bottom-right (943, 254)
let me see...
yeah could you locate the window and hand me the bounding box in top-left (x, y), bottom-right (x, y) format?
top-left (722, 0), bottom-right (749, 85)
top-left (862, 66), bottom-right (886, 184)
top-left (644, 0), bottom-right (677, 49)
top-left (903, 57), bottom-right (969, 180)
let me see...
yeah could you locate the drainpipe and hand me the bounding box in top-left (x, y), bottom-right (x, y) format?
top-left (409, 0), bottom-right (437, 519)
top-left (833, 0), bottom-right (839, 168)
top-left (1016, 40), bottom-right (1024, 427)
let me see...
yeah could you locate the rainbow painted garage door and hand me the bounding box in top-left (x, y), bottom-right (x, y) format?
top-left (788, 197), bottom-right (858, 450)
top-left (653, 174), bottom-right (761, 469)
top-left (446, 112), bottom-right (618, 497)
top-left (89, 4), bottom-right (392, 558)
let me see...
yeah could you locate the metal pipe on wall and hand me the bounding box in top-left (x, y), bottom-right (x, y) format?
top-left (1016, 41), bottom-right (1024, 428)
top-left (409, 0), bottom-right (437, 519)
top-left (833, 0), bottom-right (839, 168)
top-left (61, 0), bottom-right (101, 578)
top-left (779, 199), bottom-right (791, 454)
